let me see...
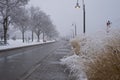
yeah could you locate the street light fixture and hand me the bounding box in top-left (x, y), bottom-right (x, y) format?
top-left (75, 0), bottom-right (80, 8)
top-left (75, 0), bottom-right (86, 34)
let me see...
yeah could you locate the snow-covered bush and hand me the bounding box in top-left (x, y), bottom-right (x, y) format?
top-left (60, 28), bottom-right (120, 80)
top-left (60, 54), bottom-right (87, 80)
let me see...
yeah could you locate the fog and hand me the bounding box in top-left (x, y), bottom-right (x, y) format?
top-left (28, 0), bottom-right (120, 36)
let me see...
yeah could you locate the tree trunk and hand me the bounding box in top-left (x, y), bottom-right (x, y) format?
top-left (37, 30), bottom-right (41, 42)
top-left (3, 17), bottom-right (8, 44)
top-left (32, 31), bottom-right (34, 42)
top-left (37, 34), bottom-right (40, 42)
top-left (3, 26), bottom-right (7, 44)
top-left (22, 31), bottom-right (25, 43)
top-left (43, 32), bottom-right (45, 42)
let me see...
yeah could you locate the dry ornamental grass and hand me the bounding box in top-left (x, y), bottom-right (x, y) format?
top-left (85, 33), bottom-right (120, 80)
top-left (70, 39), bottom-right (80, 55)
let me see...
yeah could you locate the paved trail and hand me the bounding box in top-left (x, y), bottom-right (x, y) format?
top-left (21, 40), bottom-right (71, 80)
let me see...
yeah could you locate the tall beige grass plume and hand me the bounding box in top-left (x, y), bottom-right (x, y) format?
top-left (70, 38), bottom-right (80, 55)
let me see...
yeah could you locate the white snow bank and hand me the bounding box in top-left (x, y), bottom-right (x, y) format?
top-left (0, 39), bottom-right (55, 50)
top-left (60, 54), bottom-right (87, 80)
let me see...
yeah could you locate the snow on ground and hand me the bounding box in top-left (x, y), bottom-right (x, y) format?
top-left (60, 28), bottom-right (120, 80)
top-left (60, 54), bottom-right (87, 80)
top-left (0, 39), bottom-right (55, 50)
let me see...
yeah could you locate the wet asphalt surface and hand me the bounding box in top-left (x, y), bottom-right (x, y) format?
top-left (0, 40), bottom-right (71, 80)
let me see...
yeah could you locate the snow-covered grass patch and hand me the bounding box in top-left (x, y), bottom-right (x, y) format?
top-left (0, 39), bottom-right (55, 50)
top-left (60, 54), bottom-right (87, 80)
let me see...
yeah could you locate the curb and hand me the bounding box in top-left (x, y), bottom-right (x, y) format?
top-left (0, 41), bottom-right (55, 52)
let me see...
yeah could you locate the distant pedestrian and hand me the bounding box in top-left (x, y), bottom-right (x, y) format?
top-left (106, 20), bottom-right (111, 33)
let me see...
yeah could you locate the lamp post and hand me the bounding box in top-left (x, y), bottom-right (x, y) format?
top-left (72, 23), bottom-right (77, 36)
top-left (75, 0), bottom-right (86, 34)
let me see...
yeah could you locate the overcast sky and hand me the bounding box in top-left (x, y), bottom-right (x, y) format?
top-left (28, 0), bottom-right (120, 36)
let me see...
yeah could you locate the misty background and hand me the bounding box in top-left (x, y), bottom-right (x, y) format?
top-left (28, 0), bottom-right (120, 36)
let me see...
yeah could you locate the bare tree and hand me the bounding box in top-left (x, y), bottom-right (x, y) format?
top-left (11, 7), bottom-right (29, 42)
top-left (28, 6), bottom-right (39, 42)
top-left (42, 16), bottom-right (59, 39)
top-left (40, 15), bottom-right (51, 41)
top-left (0, 0), bottom-right (29, 44)
top-left (33, 10), bottom-right (43, 42)
top-left (28, 6), bottom-right (59, 42)
top-left (46, 24), bottom-right (59, 39)
top-left (29, 7), bottom-right (44, 42)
